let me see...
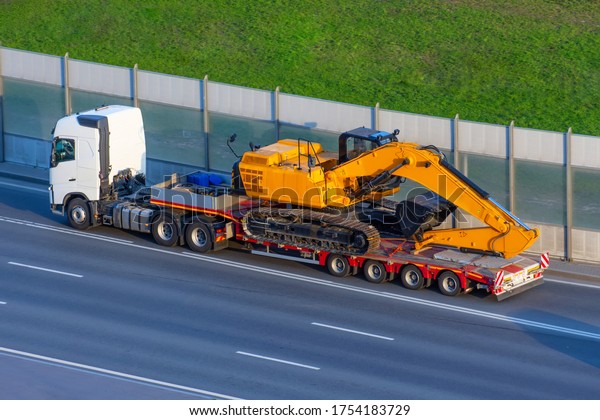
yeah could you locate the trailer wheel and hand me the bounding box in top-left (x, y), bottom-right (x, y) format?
top-left (400, 265), bottom-right (425, 290)
top-left (363, 260), bottom-right (387, 284)
top-left (438, 271), bottom-right (461, 296)
top-left (185, 221), bottom-right (212, 253)
top-left (326, 254), bottom-right (351, 277)
top-left (67, 198), bottom-right (91, 230)
top-left (152, 215), bottom-right (178, 247)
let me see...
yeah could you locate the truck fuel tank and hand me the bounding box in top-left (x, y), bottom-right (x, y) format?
top-left (110, 202), bottom-right (155, 233)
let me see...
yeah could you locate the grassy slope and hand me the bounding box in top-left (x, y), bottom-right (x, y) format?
top-left (1, 0), bottom-right (598, 135)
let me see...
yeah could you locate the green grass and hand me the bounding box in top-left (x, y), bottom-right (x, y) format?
top-left (1, 0), bottom-right (598, 135)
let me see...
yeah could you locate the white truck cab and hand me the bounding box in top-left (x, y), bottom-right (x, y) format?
top-left (49, 105), bottom-right (146, 222)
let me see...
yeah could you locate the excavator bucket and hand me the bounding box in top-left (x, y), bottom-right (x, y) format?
top-left (394, 191), bottom-right (455, 240)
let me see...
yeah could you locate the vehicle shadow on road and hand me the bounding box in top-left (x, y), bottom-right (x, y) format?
top-left (511, 309), bottom-right (600, 369)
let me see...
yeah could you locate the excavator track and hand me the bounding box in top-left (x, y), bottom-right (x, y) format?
top-left (242, 208), bottom-right (380, 255)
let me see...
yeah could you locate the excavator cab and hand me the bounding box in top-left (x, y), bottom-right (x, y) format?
top-left (338, 127), bottom-right (399, 164)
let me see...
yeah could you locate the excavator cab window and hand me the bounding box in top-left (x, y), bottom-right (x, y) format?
top-left (338, 128), bottom-right (399, 164)
top-left (346, 138), bottom-right (370, 160)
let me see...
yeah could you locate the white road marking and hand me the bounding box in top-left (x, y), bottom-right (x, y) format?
top-left (8, 262), bottom-right (83, 278)
top-left (0, 346), bottom-right (240, 400)
top-left (2, 216), bottom-right (600, 341)
top-left (0, 180), bottom-right (47, 194)
top-left (0, 215), bottom-right (133, 244)
top-left (236, 351), bottom-right (320, 370)
top-left (311, 322), bottom-right (394, 341)
top-left (545, 278), bottom-right (600, 289)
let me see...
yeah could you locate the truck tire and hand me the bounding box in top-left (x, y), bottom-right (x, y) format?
top-left (438, 271), bottom-right (461, 296)
top-left (67, 198), bottom-right (91, 230)
top-left (151, 214), bottom-right (178, 247)
top-left (400, 264), bottom-right (425, 290)
top-left (185, 221), bottom-right (213, 253)
top-left (363, 260), bottom-right (387, 284)
top-left (326, 254), bottom-right (351, 277)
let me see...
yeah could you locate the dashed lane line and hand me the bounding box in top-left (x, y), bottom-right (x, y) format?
top-left (8, 262), bottom-right (83, 278)
top-left (236, 351), bottom-right (320, 370)
top-left (311, 322), bottom-right (394, 341)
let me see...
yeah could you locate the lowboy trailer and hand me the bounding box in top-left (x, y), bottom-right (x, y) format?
top-left (151, 172), bottom-right (548, 301)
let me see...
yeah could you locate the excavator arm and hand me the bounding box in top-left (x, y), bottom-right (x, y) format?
top-left (329, 142), bottom-right (539, 259)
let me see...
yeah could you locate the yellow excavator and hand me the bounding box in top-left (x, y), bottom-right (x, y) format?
top-left (230, 127), bottom-right (539, 259)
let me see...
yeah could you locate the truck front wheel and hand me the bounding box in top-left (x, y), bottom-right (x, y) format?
top-left (152, 215), bottom-right (178, 247)
top-left (185, 221), bottom-right (213, 253)
top-left (67, 198), bottom-right (91, 230)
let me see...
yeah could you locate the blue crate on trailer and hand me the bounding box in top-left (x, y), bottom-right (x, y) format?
top-left (188, 171), bottom-right (223, 186)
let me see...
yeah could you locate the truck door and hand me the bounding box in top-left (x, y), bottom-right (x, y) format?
top-left (50, 137), bottom-right (78, 206)
top-left (50, 136), bottom-right (100, 207)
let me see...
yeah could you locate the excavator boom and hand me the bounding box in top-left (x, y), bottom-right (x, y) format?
top-left (330, 141), bottom-right (539, 258)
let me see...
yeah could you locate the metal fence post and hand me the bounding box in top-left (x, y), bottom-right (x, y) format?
top-left (451, 114), bottom-right (460, 228)
top-left (509, 120), bottom-right (516, 213)
top-left (0, 44), bottom-right (4, 163)
top-left (132, 63), bottom-right (139, 108)
top-left (274, 86), bottom-right (280, 142)
top-left (64, 52), bottom-right (71, 115)
top-left (453, 114), bottom-right (460, 170)
top-left (203, 75), bottom-right (209, 170)
top-left (566, 127), bottom-right (573, 261)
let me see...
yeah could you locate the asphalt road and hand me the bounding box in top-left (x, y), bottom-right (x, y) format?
top-left (0, 179), bottom-right (599, 400)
